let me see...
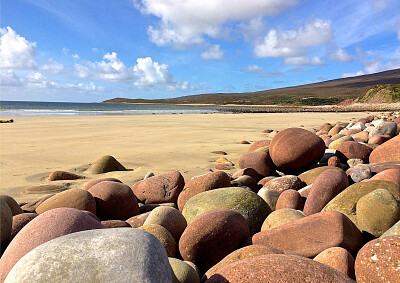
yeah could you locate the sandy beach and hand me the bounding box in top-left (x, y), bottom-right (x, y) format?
top-left (0, 112), bottom-right (378, 202)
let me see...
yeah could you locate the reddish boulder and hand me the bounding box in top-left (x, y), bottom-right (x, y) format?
top-left (252, 211), bottom-right (362, 258)
top-left (336, 141), bottom-right (373, 163)
top-left (262, 175), bottom-right (303, 193)
top-left (101, 220), bottom-right (131, 228)
top-left (352, 131), bottom-right (369, 143)
top-left (83, 177), bottom-right (122, 190)
top-left (355, 236), bottom-right (400, 283)
top-left (269, 128), bottom-right (326, 170)
top-left (48, 170), bottom-right (84, 181)
top-left (131, 171), bottom-right (185, 204)
top-left (177, 171), bottom-right (230, 211)
top-left (257, 176), bottom-right (275, 186)
top-left (232, 168), bottom-right (260, 182)
top-left (314, 247), bottom-right (355, 279)
top-left (248, 140), bottom-right (271, 153)
top-left (10, 213), bottom-right (37, 240)
top-left (126, 211), bottom-right (150, 228)
top-left (231, 175), bottom-right (259, 192)
top-left (20, 194), bottom-right (55, 213)
top-left (275, 189), bottom-right (303, 210)
top-left (368, 133), bottom-right (391, 145)
top-left (205, 254), bottom-right (355, 283)
top-left (370, 168), bottom-right (400, 185)
top-left (179, 208), bottom-right (250, 272)
top-left (88, 181), bottom-right (139, 220)
top-left (369, 135), bottom-right (400, 163)
top-left (238, 151), bottom-right (275, 177)
top-left (303, 169), bottom-right (348, 215)
top-left (0, 208), bottom-right (103, 282)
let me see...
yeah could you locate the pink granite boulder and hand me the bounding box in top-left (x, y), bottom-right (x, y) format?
top-left (10, 213), bottom-right (37, 240)
top-left (314, 247), bottom-right (355, 279)
top-left (336, 141), bottom-right (373, 163)
top-left (83, 177), bottom-right (122, 190)
top-left (131, 171), bottom-right (185, 204)
top-left (368, 133), bottom-right (392, 145)
top-left (262, 175), bottom-right (303, 193)
top-left (370, 168), bottom-right (400, 185)
top-left (369, 135), bottom-right (400, 163)
top-left (88, 181), bottom-right (139, 220)
top-left (275, 189), bottom-right (303, 211)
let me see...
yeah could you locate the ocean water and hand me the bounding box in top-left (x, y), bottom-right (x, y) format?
top-left (0, 101), bottom-right (226, 116)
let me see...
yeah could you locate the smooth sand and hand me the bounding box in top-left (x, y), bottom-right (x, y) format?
top-left (0, 112), bottom-right (376, 202)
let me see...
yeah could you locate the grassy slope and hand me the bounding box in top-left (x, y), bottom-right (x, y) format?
top-left (103, 68), bottom-right (400, 105)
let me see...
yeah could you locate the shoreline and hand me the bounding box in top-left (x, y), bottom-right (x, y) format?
top-left (0, 111), bottom-right (383, 202)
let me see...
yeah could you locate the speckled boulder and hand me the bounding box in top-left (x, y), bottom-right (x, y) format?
top-left (101, 220), bottom-right (131, 228)
top-left (205, 254), bottom-right (355, 283)
top-left (182, 187), bottom-right (271, 235)
top-left (126, 211), bottom-right (151, 228)
top-left (252, 211), bottom-right (363, 258)
top-left (36, 188), bottom-right (96, 215)
top-left (10, 213), bottom-right (37, 240)
top-left (356, 189), bottom-right (400, 237)
top-left (369, 135), bottom-right (400, 163)
top-left (313, 247), bottom-right (355, 279)
top-left (48, 170), bottom-right (84, 181)
top-left (269, 128), bottom-right (325, 170)
top-left (303, 169), bottom-right (348, 215)
top-left (0, 198), bottom-right (12, 253)
top-left (177, 171), bottom-right (230, 211)
top-left (369, 121), bottom-right (398, 137)
top-left (88, 181), bottom-right (139, 220)
top-left (83, 177), bottom-right (122, 190)
top-left (261, 208), bottom-right (305, 231)
top-left (262, 175), bottom-right (303, 192)
top-left (355, 236), bottom-right (400, 283)
top-left (203, 245), bottom-right (283, 281)
top-left (0, 207), bottom-right (103, 282)
top-left (4, 228), bottom-right (172, 283)
top-left (0, 195), bottom-right (23, 216)
top-left (298, 166), bottom-right (344, 185)
top-left (85, 155), bottom-right (127, 174)
top-left (179, 208), bottom-right (250, 272)
top-left (132, 171), bottom-right (185, 204)
top-left (275, 189), bottom-right (303, 210)
top-left (370, 168), bottom-right (400, 185)
top-left (328, 136), bottom-right (354, 150)
top-left (322, 180), bottom-right (400, 224)
top-left (139, 224), bottom-right (177, 257)
top-left (257, 188), bottom-right (280, 211)
top-left (144, 206), bottom-right (187, 240)
top-left (348, 164), bottom-right (372, 182)
top-left (169, 257), bottom-right (200, 283)
top-left (238, 151), bottom-right (275, 177)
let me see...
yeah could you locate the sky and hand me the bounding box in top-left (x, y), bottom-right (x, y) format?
top-left (1, 0), bottom-right (400, 102)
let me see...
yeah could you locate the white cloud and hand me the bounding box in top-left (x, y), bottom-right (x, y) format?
top-left (254, 19), bottom-right (333, 58)
top-left (134, 0), bottom-right (298, 48)
top-left (72, 54), bottom-right (80, 59)
top-left (0, 69), bottom-right (23, 87)
top-left (328, 48), bottom-right (354, 63)
top-left (369, 0), bottom-right (387, 10)
top-left (200, 45), bottom-right (224, 60)
top-left (342, 71), bottom-right (364, 78)
top-left (0, 27), bottom-right (37, 69)
top-left (239, 17), bottom-right (267, 41)
top-left (133, 56), bottom-right (173, 88)
top-left (361, 47), bottom-right (400, 74)
top-left (40, 59), bottom-right (65, 74)
top-left (242, 64), bottom-right (283, 77)
top-left (284, 56), bottom-right (325, 66)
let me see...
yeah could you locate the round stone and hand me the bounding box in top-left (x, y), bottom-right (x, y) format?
top-left (0, 198), bottom-right (12, 253)
top-left (313, 247), bottom-right (355, 279)
top-left (337, 141), bottom-right (373, 163)
top-left (83, 177), bottom-right (122, 190)
top-left (369, 135), bottom-right (400, 163)
top-left (261, 208), bottom-right (305, 231)
top-left (10, 213), bottom-right (37, 240)
top-left (0, 195), bottom-right (23, 216)
top-left (169, 257), bottom-right (200, 283)
top-left (257, 188), bottom-right (280, 211)
top-left (144, 206), bottom-right (187, 240)
top-left (262, 175), bottom-right (303, 193)
top-left (238, 151), bottom-right (276, 177)
top-left (139, 224), bottom-right (177, 257)
top-left (4, 228), bottom-right (172, 283)
top-left (275, 189), bottom-right (303, 210)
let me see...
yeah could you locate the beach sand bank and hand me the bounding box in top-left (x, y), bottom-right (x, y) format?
top-left (0, 112), bottom-right (378, 202)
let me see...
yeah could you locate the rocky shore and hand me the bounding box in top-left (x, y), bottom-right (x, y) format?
top-left (1, 112), bottom-right (400, 282)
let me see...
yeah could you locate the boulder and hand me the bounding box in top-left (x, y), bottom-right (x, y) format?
top-left (252, 211), bottom-right (363, 258)
top-left (132, 171), bottom-right (185, 204)
top-left (0, 195), bottom-right (22, 216)
top-left (355, 236), bottom-right (400, 283)
top-left (0, 208), bottom-right (103, 282)
top-left (22, 184), bottom-right (67, 194)
top-left (88, 181), bottom-right (139, 220)
top-left (369, 121), bottom-right (398, 137)
top-left (327, 156), bottom-right (341, 167)
top-left (144, 206), bottom-right (187, 240)
top-left (205, 254), bottom-right (355, 283)
top-left (328, 136), bottom-right (353, 150)
top-left (48, 170), bottom-right (84, 181)
top-left (322, 180), bottom-right (400, 224)
top-left (370, 168), bottom-right (400, 185)
top-left (179, 208), bottom-right (250, 272)
top-left (313, 247), bottom-right (355, 279)
top-left (352, 131), bottom-right (369, 143)
top-left (139, 224), bottom-right (177, 257)
top-left (182, 187), bottom-right (271, 235)
top-left (269, 128), bottom-right (326, 170)
top-left (83, 177), bottom-right (122, 190)
top-left (4, 228), bottom-right (172, 283)
top-left (248, 140), bottom-right (271, 153)
top-left (36, 188), bottom-right (96, 215)
top-left (238, 151), bottom-right (275, 177)
top-left (20, 194), bottom-right (55, 212)
top-left (261, 208), bottom-right (305, 231)
top-left (348, 164), bottom-right (372, 183)
top-left (126, 211), bottom-right (151, 228)
top-left (10, 213), bottom-right (37, 240)
top-left (257, 188), bottom-right (280, 211)
top-left (0, 199), bottom-right (12, 253)
top-left (337, 141), bottom-right (373, 163)
top-left (275, 189), bottom-right (303, 210)
top-left (232, 168), bottom-right (260, 182)
top-left (356, 189), bottom-right (400, 237)
top-left (368, 133), bottom-right (392, 145)
top-left (101, 220), bottom-right (131, 228)
top-left (177, 171), bottom-right (230, 211)
top-left (231, 175), bottom-right (259, 192)
top-left (85, 155), bottom-right (127, 174)
top-left (369, 135), bottom-right (400, 163)
top-left (381, 220), bottom-right (400, 237)
top-left (298, 166), bottom-right (344, 185)
top-left (169, 257), bottom-right (200, 283)
top-left (262, 175), bottom-right (303, 192)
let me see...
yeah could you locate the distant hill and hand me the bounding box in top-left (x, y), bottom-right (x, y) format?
top-left (103, 68), bottom-right (400, 106)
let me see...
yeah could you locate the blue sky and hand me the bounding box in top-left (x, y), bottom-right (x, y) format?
top-left (1, 0), bottom-right (400, 102)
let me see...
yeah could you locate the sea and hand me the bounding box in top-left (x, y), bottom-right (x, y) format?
top-left (0, 100), bottom-right (235, 117)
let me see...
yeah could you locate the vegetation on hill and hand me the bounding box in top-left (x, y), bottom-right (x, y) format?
top-left (355, 85), bottom-right (400, 103)
top-left (103, 68), bottom-right (400, 106)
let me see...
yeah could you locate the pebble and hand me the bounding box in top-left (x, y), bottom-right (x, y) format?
top-left (337, 141), bottom-right (373, 163)
top-left (257, 188), bottom-right (280, 211)
top-left (83, 177), bottom-right (122, 190)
